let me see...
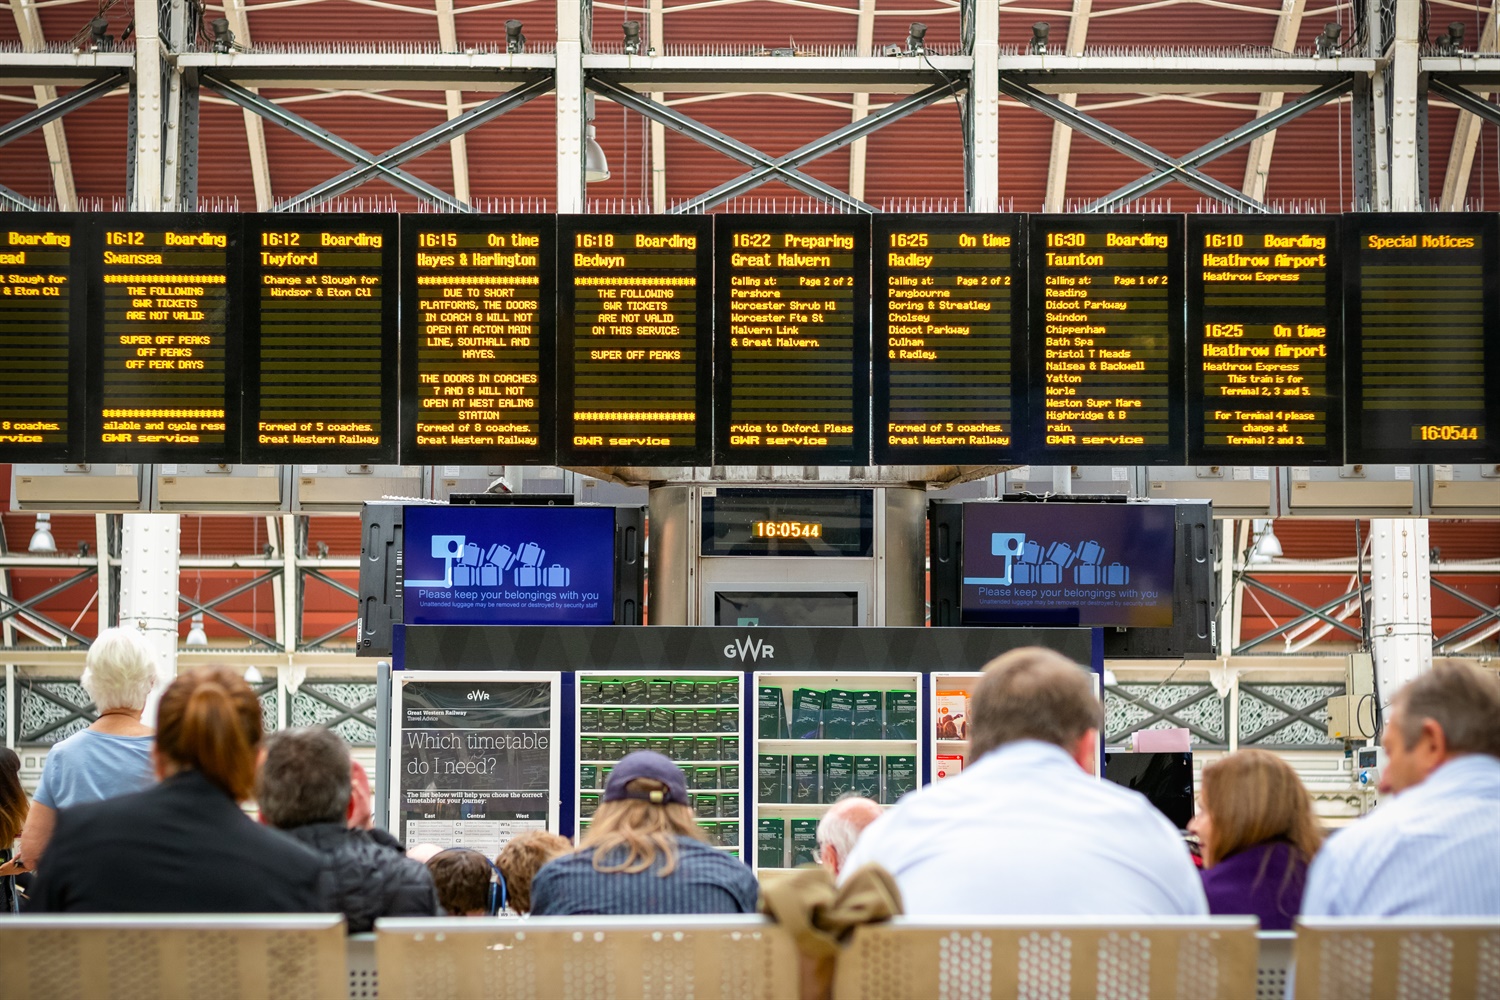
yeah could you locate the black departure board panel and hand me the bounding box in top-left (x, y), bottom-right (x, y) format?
top-left (401, 216), bottom-right (555, 464)
top-left (1345, 213), bottom-right (1500, 463)
top-left (243, 215), bottom-right (397, 462)
top-left (872, 214), bottom-right (1026, 464)
top-left (714, 215), bottom-right (870, 464)
top-left (88, 214), bottom-right (242, 462)
top-left (558, 215), bottom-right (713, 466)
top-left (1029, 215), bottom-right (1184, 464)
top-left (0, 216), bottom-right (85, 461)
top-left (1188, 215), bottom-right (1343, 465)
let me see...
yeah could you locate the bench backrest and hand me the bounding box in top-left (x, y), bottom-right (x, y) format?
top-left (0, 914), bottom-right (347, 1000)
top-left (375, 915), bottom-right (799, 1000)
top-left (832, 917), bottom-right (1261, 1000)
top-left (1293, 917), bottom-right (1500, 1000)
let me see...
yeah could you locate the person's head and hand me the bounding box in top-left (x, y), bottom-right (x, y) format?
top-left (0, 747), bottom-right (26, 845)
top-left (816, 796), bottom-right (883, 876)
top-left (407, 842), bottom-right (443, 864)
top-left (255, 726), bottom-right (352, 830)
top-left (154, 666), bottom-right (264, 801)
top-left (1188, 750), bottom-right (1322, 867)
top-left (1381, 660), bottom-right (1500, 794)
top-left (82, 627), bottom-right (158, 714)
top-left (968, 647), bottom-right (1103, 771)
top-left (496, 830), bottom-right (573, 914)
top-left (581, 751), bottom-right (706, 876)
top-left (427, 849), bottom-right (496, 916)
top-left (348, 760), bottom-right (373, 830)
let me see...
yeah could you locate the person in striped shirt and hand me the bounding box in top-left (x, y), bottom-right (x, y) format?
top-left (530, 752), bottom-right (757, 915)
top-left (1303, 659), bottom-right (1500, 916)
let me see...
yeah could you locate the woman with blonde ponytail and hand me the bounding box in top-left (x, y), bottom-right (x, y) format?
top-left (31, 667), bottom-right (329, 913)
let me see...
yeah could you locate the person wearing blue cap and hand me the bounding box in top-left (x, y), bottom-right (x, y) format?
top-left (529, 751), bottom-right (758, 915)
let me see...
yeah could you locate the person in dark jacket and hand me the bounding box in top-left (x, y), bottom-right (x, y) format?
top-left (257, 726), bottom-right (438, 931)
top-left (30, 667), bottom-right (329, 913)
top-left (1188, 749), bottom-right (1323, 930)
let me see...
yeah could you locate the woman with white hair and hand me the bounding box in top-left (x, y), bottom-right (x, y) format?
top-left (11, 627), bottom-right (158, 874)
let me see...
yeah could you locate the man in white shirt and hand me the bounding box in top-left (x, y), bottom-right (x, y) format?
top-left (1303, 659), bottom-right (1500, 916)
top-left (817, 796), bottom-right (883, 877)
top-left (842, 647), bottom-right (1206, 917)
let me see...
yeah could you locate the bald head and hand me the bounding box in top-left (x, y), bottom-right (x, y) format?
top-left (817, 796), bottom-right (883, 876)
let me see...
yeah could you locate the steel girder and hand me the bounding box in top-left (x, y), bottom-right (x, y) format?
top-left (0, 568), bottom-right (99, 646)
top-left (0, 71), bottom-right (128, 210)
top-left (178, 569), bottom-right (284, 650)
top-left (1233, 573), bottom-right (1369, 655)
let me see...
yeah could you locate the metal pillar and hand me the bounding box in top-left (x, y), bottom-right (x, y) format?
top-left (967, 0), bottom-right (999, 212)
top-left (132, 0), bottom-right (164, 211)
top-left (556, 0), bottom-right (585, 213)
top-left (648, 0), bottom-right (666, 213)
top-left (1366, 0), bottom-right (1393, 210)
top-left (118, 514), bottom-right (181, 724)
top-left (1369, 519), bottom-right (1433, 713)
top-left (1388, 0), bottom-right (1422, 211)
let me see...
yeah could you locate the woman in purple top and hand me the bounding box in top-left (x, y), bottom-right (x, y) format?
top-left (1188, 749), bottom-right (1324, 930)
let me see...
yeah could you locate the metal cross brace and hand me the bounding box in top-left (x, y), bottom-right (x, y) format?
top-left (298, 567), bottom-right (358, 651)
top-left (999, 76), bottom-right (1278, 212)
top-left (178, 569), bottom-right (283, 649)
top-left (1232, 574), bottom-right (1368, 654)
top-left (1106, 684), bottom-right (1226, 747)
top-left (1431, 577), bottom-right (1500, 649)
top-left (587, 78), bottom-right (958, 214)
top-left (0, 568), bottom-right (98, 646)
top-left (1237, 683), bottom-right (1340, 746)
top-left (18, 678), bottom-right (97, 743)
top-left (1089, 78), bottom-right (1354, 212)
top-left (1429, 75), bottom-right (1500, 128)
top-left (0, 71), bottom-right (127, 210)
top-left (293, 682), bottom-right (377, 734)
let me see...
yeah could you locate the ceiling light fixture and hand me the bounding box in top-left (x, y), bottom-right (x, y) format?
top-left (584, 94), bottom-right (610, 183)
top-left (28, 513), bottom-right (57, 554)
top-left (186, 612), bottom-right (209, 647)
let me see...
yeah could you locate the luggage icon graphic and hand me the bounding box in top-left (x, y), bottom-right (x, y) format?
top-left (1036, 563), bottom-right (1062, 584)
top-left (1074, 563), bottom-right (1103, 585)
top-left (486, 543), bottom-right (517, 571)
top-left (514, 565), bottom-right (541, 587)
top-left (479, 564), bottom-right (499, 587)
top-left (516, 542), bottom-right (545, 567)
top-left (1044, 541), bottom-right (1075, 569)
top-left (1019, 540), bottom-right (1042, 565)
top-left (1075, 540), bottom-right (1104, 566)
top-left (545, 564), bottom-right (570, 587)
top-left (453, 565), bottom-right (474, 587)
top-left (1106, 562), bottom-right (1129, 585)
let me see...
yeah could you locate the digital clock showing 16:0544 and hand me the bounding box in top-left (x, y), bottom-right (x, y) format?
top-left (751, 520), bottom-right (823, 539)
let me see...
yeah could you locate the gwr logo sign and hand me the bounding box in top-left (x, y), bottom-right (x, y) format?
top-left (722, 636), bottom-right (776, 662)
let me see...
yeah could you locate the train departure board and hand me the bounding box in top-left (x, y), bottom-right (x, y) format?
top-left (558, 215), bottom-right (713, 466)
top-left (1345, 213), bottom-right (1500, 463)
top-left (1028, 215), bottom-right (1184, 464)
top-left (714, 215), bottom-right (870, 464)
top-left (0, 216), bottom-right (85, 461)
top-left (401, 216), bottom-right (555, 464)
top-left (88, 214), bottom-right (243, 462)
top-left (1187, 215), bottom-right (1343, 465)
top-left (872, 214), bottom-right (1026, 464)
top-left (243, 215), bottom-right (397, 462)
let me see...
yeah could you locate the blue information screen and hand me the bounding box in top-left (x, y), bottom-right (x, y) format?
top-left (960, 502), bottom-right (1176, 627)
top-left (403, 505), bottom-right (616, 625)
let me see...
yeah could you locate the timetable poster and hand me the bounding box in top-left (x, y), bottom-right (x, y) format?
top-left (714, 214), bottom-right (871, 465)
top-left (1187, 215), bottom-right (1343, 465)
top-left (243, 215), bottom-right (397, 463)
top-left (88, 214), bottom-right (243, 462)
top-left (1344, 213), bottom-right (1500, 463)
top-left (1028, 215), bottom-right (1185, 464)
top-left (401, 216), bottom-right (556, 464)
top-left (872, 214), bottom-right (1026, 464)
top-left (395, 674), bottom-right (558, 859)
top-left (0, 215), bottom-right (85, 461)
top-left (558, 215), bottom-right (713, 466)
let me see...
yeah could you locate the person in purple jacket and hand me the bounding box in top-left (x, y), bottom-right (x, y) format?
top-left (1188, 749), bottom-right (1324, 930)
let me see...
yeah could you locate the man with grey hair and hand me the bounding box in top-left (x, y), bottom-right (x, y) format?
top-left (1304, 659), bottom-right (1500, 916)
top-left (817, 796), bottom-right (883, 877)
top-left (257, 727), bottom-right (438, 930)
top-left (842, 647), bottom-right (1206, 916)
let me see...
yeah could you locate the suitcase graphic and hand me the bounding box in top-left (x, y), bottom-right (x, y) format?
top-left (480, 565), bottom-right (499, 587)
top-left (545, 564), bottom-right (569, 587)
top-left (462, 542), bottom-right (482, 567)
top-left (1038, 563), bottom-right (1062, 584)
top-left (1013, 564), bottom-right (1035, 584)
top-left (1075, 540), bottom-right (1104, 566)
top-left (486, 543), bottom-right (516, 570)
top-left (1074, 563), bottom-right (1103, 585)
top-left (514, 565), bottom-right (540, 587)
top-left (516, 542), bottom-right (545, 567)
top-left (1044, 541), bottom-right (1075, 568)
top-left (1106, 563), bottom-right (1129, 585)
top-left (453, 565), bottom-right (474, 587)
top-left (1019, 540), bottom-right (1043, 565)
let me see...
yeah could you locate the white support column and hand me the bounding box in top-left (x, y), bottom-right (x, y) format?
top-left (133, 0), bottom-right (164, 211)
top-left (160, 0), bottom-right (189, 211)
top-left (969, 0), bottom-right (1000, 211)
top-left (117, 514), bottom-right (180, 724)
top-left (848, 0), bottom-right (876, 203)
top-left (95, 514), bottom-right (113, 633)
top-left (1388, 0), bottom-right (1423, 210)
top-left (1440, 12), bottom-right (1498, 210)
top-left (1369, 519), bottom-right (1433, 713)
top-left (556, 0), bottom-right (585, 213)
top-left (222, 0), bottom-right (273, 210)
top-left (1241, 0), bottom-right (1306, 201)
top-left (281, 514), bottom-right (298, 655)
top-left (649, 0), bottom-right (667, 213)
top-left (11, 0), bottom-right (78, 209)
top-left (436, 0), bottom-right (471, 206)
top-left (1368, 0), bottom-right (1392, 210)
top-left (1042, 0), bottom-right (1091, 212)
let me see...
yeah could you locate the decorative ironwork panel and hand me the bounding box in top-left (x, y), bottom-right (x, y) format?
top-left (1105, 683), bottom-right (1227, 749)
top-left (18, 679), bottom-right (96, 745)
top-left (290, 681), bottom-right (376, 746)
top-left (1239, 683), bottom-right (1345, 748)
top-left (256, 683), bottom-right (279, 734)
